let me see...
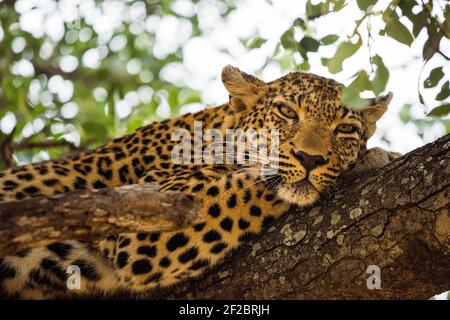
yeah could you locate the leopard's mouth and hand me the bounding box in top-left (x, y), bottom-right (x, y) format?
top-left (276, 179), bottom-right (321, 206)
top-left (260, 172), bottom-right (323, 206)
top-left (292, 179), bottom-right (320, 193)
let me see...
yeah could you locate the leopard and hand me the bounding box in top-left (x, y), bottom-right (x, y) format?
top-left (0, 65), bottom-right (399, 299)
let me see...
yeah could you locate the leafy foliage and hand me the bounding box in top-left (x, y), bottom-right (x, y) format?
top-left (278, 0), bottom-right (449, 114)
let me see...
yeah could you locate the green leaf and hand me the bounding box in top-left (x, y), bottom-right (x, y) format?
top-left (306, 0), bottom-right (329, 19)
top-left (424, 67), bottom-right (444, 88)
top-left (445, 6), bottom-right (450, 37)
top-left (320, 34), bottom-right (339, 45)
top-left (293, 18), bottom-right (306, 29)
top-left (297, 47), bottom-right (308, 61)
top-left (419, 91), bottom-right (425, 105)
top-left (409, 10), bottom-right (427, 37)
top-left (436, 81), bottom-right (450, 101)
top-left (321, 57), bottom-right (330, 66)
top-left (342, 71), bottom-right (372, 108)
top-left (325, 37), bottom-right (362, 74)
top-left (427, 104), bottom-right (450, 117)
top-left (397, 0), bottom-right (416, 16)
top-left (298, 60), bottom-right (310, 71)
top-left (356, 0), bottom-right (377, 11)
top-left (277, 54), bottom-right (295, 71)
top-left (385, 17), bottom-right (414, 46)
top-left (298, 36), bottom-right (320, 52)
top-left (399, 104), bottom-right (412, 123)
top-left (247, 37), bottom-right (267, 49)
top-left (280, 29), bottom-right (296, 50)
top-left (332, 0), bottom-right (346, 12)
top-left (442, 120), bottom-right (450, 134)
top-left (371, 55), bottom-right (389, 96)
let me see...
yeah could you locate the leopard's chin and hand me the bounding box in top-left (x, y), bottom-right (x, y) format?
top-left (277, 180), bottom-right (321, 207)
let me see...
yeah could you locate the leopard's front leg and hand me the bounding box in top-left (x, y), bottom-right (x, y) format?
top-left (343, 147), bottom-right (402, 179)
top-left (0, 169), bottom-right (289, 298)
top-left (100, 169), bottom-right (289, 292)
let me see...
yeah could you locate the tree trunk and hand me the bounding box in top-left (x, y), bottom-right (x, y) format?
top-left (0, 183), bottom-right (202, 255)
top-left (149, 134), bottom-right (450, 300)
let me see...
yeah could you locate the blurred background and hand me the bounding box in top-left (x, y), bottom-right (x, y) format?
top-left (0, 0), bottom-right (449, 165)
top-left (0, 0), bottom-right (449, 299)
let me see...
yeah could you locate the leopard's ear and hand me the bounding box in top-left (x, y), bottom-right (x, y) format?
top-left (359, 92), bottom-right (393, 138)
top-left (221, 65), bottom-right (267, 112)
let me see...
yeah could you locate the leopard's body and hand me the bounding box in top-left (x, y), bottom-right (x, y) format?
top-left (0, 66), bottom-right (396, 299)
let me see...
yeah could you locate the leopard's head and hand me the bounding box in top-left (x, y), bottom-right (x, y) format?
top-left (222, 65), bottom-right (392, 206)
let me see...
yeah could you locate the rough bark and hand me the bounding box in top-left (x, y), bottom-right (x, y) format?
top-left (1, 135), bottom-right (449, 299)
top-left (0, 183), bottom-right (202, 255)
top-left (150, 134), bottom-right (450, 300)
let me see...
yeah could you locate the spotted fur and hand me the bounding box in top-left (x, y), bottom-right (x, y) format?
top-left (0, 66), bottom-right (396, 298)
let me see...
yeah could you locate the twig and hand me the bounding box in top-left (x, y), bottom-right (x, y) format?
top-left (367, 15), bottom-right (374, 75)
top-left (13, 140), bottom-right (78, 151)
top-left (0, 127), bottom-right (17, 168)
top-left (438, 49), bottom-right (450, 61)
top-left (0, 128), bottom-right (94, 169)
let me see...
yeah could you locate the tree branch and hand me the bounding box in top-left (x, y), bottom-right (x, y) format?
top-left (13, 140), bottom-right (78, 151)
top-left (438, 49), bottom-right (450, 61)
top-left (0, 183), bottom-right (203, 256)
top-left (1, 134), bottom-right (449, 299)
top-left (148, 134), bottom-right (450, 300)
top-left (0, 128), bottom-right (94, 169)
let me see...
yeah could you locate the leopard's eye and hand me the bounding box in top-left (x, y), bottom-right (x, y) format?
top-left (336, 124), bottom-right (358, 134)
top-left (277, 103), bottom-right (298, 120)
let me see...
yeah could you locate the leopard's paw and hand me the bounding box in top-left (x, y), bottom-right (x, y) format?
top-left (352, 147), bottom-right (401, 174)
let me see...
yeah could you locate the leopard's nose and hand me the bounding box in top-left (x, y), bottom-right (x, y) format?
top-left (291, 149), bottom-right (327, 172)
